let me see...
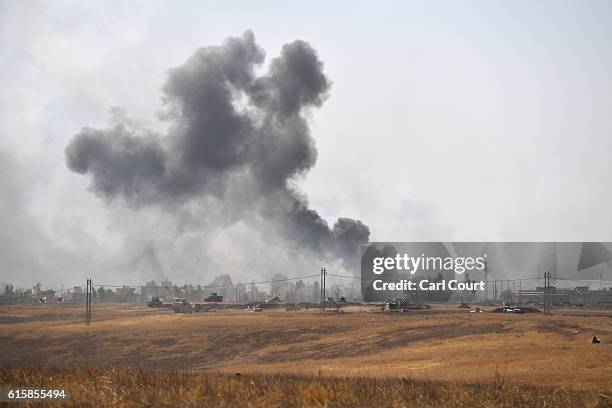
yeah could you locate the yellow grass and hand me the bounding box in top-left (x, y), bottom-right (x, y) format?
top-left (0, 303), bottom-right (611, 406)
top-left (1, 367), bottom-right (610, 408)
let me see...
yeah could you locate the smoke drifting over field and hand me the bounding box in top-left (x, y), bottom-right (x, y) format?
top-left (65, 31), bottom-right (369, 274)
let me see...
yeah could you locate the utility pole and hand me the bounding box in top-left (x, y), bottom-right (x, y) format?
top-left (493, 280), bottom-right (496, 302)
top-left (235, 284), bottom-right (238, 306)
top-left (320, 267), bottom-right (327, 312)
top-left (543, 272), bottom-right (547, 315)
top-left (251, 280), bottom-right (255, 302)
top-left (323, 267), bottom-right (326, 303)
top-left (483, 260), bottom-right (490, 300)
top-left (319, 268), bottom-right (323, 304)
top-left (505, 280), bottom-right (508, 302)
top-left (544, 270), bottom-right (551, 315)
top-left (85, 278), bottom-right (92, 326)
top-left (548, 270), bottom-right (551, 314)
top-left (496, 280), bottom-right (499, 302)
top-left (85, 279), bottom-right (88, 325)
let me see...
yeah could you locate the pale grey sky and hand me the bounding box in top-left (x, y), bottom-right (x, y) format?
top-left (1, 1), bottom-right (612, 287)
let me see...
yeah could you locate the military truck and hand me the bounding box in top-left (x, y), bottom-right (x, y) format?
top-left (173, 299), bottom-right (194, 314)
top-left (204, 292), bottom-right (223, 302)
top-left (147, 296), bottom-right (163, 308)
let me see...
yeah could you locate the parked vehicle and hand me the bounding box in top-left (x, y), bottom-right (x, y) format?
top-left (204, 292), bottom-right (223, 302)
top-left (147, 296), bottom-right (163, 308)
top-left (173, 299), bottom-right (194, 314)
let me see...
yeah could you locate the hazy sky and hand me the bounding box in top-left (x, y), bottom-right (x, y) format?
top-left (1, 1), bottom-right (612, 287)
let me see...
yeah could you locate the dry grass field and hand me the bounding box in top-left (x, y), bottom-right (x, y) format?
top-left (0, 303), bottom-right (611, 406)
top-left (2, 367), bottom-right (610, 408)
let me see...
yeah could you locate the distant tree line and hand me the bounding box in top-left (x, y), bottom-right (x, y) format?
top-left (0, 282), bottom-right (50, 304)
top-left (0, 274), bottom-right (364, 304)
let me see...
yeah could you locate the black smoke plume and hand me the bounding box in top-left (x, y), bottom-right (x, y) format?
top-left (65, 31), bottom-right (369, 270)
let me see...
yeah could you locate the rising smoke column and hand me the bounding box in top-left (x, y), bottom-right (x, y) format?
top-left (65, 30), bottom-right (369, 269)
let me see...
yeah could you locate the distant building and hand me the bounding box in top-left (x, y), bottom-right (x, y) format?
top-left (158, 279), bottom-right (175, 300)
top-left (520, 286), bottom-right (612, 304)
top-left (142, 281), bottom-right (159, 300)
top-left (114, 286), bottom-right (137, 302)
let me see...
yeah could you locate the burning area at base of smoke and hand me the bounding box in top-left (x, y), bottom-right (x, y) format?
top-left (65, 30), bottom-right (369, 270)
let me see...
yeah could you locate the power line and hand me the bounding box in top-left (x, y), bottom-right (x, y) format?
top-left (2, 274), bottom-right (321, 302)
top-left (96, 274), bottom-right (321, 291)
top-left (551, 277), bottom-right (612, 284)
top-left (328, 273), bottom-right (546, 284)
top-left (2, 273), bottom-right (611, 303)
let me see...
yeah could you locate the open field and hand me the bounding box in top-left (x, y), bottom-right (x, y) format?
top-left (2, 367), bottom-right (611, 408)
top-left (0, 303), bottom-right (611, 406)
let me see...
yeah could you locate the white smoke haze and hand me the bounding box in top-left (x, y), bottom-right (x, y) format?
top-left (103, 204), bottom-right (346, 285)
top-left (0, 149), bottom-right (112, 286)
